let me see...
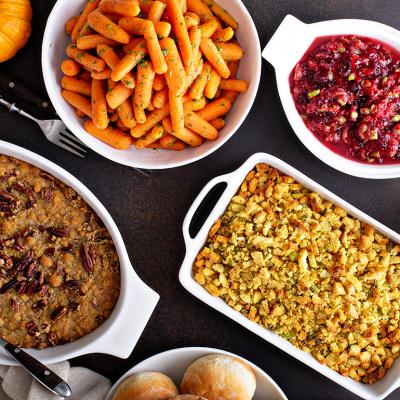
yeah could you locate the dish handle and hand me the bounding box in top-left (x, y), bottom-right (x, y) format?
top-left (182, 174), bottom-right (232, 247)
top-left (262, 14), bottom-right (308, 69)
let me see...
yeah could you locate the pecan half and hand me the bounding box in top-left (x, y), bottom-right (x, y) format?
top-left (47, 227), bottom-right (70, 237)
top-left (26, 321), bottom-right (38, 336)
top-left (80, 244), bottom-right (93, 273)
top-left (50, 306), bottom-right (67, 321)
top-left (0, 278), bottom-right (19, 294)
top-left (15, 251), bottom-right (34, 272)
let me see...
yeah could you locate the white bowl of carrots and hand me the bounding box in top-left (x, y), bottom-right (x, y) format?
top-left (42, 0), bottom-right (261, 169)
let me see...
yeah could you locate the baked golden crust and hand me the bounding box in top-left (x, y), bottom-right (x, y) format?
top-left (0, 155), bottom-right (120, 349)
top-left (194, 163), bottom-right (400, 384)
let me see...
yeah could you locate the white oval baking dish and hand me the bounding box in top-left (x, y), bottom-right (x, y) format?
top-left (0, 140), bottom-right (159, 365)
top-left (179, 152), bottom-right (400, 400)
top-left (106, 347), bottom-right (287, 400)
top-left (262, 15), bottom-right (400, 179)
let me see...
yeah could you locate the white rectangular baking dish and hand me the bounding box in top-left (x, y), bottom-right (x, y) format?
top-left (0, 140), bottom-right (159, 365)
top-left (179, 152), bottom-right (400, 400)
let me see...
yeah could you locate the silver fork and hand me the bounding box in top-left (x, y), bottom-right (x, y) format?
top-left (0, 96), bottom-right (87, 157)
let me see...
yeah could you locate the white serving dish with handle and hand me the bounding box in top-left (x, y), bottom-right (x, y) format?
top-left (0, 140), bottom-right (159, 365)
top-left (42, 0), bottom-right (261, 170)
top-left (262, 15), bottom-right (400, 179)
top-left (106, 347), bottom-right (288, 400)
top-left (179, 152), bottom-right (400, 400)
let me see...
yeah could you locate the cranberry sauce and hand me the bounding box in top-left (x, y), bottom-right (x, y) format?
top-left (290, 35), bottom-right (400, 164)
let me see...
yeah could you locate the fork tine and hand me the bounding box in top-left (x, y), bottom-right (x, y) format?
top-left (62, 129), bottom-right (89, 148)
top-left (58, 135), bottom-right (87, 154)
top-left (58, 139), bottom-right (86, 157)
top-left (134, 168), bottom-right (150, 177)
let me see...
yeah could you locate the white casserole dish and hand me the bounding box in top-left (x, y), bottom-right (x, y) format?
top-left (262, 15), bottom-right (400, 179)
top-left (0, 140), bottom-right (159, 365)
top-left (106, 347), bottom-right (287, 400)
top-left (42, 0), bottom-right (261, 170)
top-left (179, 152), bottom-right (400, 400)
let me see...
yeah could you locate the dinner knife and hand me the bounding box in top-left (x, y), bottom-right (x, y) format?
top-left (0, 338), bottom-right (71, 398)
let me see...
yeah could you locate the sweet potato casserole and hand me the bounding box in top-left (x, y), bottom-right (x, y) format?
top-left (194, 163), bottom-right (400, 384)
top-left (0, 155), bottom-right (120, 349)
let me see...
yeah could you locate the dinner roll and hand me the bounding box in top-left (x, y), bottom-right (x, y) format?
top-left (112, 372), bottom-right (179, 400)
top-left (180, 354), bottom-right (256, 400)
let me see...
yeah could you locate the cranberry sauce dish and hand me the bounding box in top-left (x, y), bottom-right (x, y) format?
top-left (290, 35), bottom-right (400, 164)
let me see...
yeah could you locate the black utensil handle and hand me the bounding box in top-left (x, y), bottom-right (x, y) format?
top-left (0, 70), bottom-right (56, 115)
top-left (3, 342), bottom-right (71, 398)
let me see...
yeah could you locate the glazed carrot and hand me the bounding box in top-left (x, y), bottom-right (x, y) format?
top-left (133, 101), bottom-right (147, 123)
top-left (204, 67), bottom-right (221, 99)
top-left (116, 119), bottom-right (130, 131)
top-left (136, 124), bottom-right (164, 148)
top-left (153, 21), bottom-right (172, 38)
top-left (183, 109), bottom-right (218, 140)
top-left (148, 101), bottom-right (155, 111)
top-left (163, 117), bottom-right (203, 146)
top-left (121, 71), bottom-right (136, 89)
top-left (153, 87), bottom-right (168, 108)
top-left (79, 70), bottom-right (92, 81)
top-left (84, 120), bottom-right (132, 149)
top-left (119, 17), bottom-right (171, 38)
top-left (200, 38), bottom-right (230, 78)
top-left (106, 82), bottom-right (133, 109)
top-left (148, 0), bottom-right (166, 21)
top-left (222, 61), bottom-right (239, 103)
top-left (91, 67), bottom-right (112, 80)
top-left (153, 74), bottom-right (166, 91)
top-left (213, 27), bottom-right (234, 42)
top-left (62, 90), bottom-right (92, 117)
top-left (131, 103), bottom-right (170, 137)
top-left (111, 39), bottom-right (147, 82)
top-left (117, 99), bottom-right (136, 128)
top-left (159, 37), bottom-right (186, 95)
top-left (135, 60), bottom-right (156, 109)
top-left (186, 53), bottom-right (202, 88)
top-left (158, 139), bottom-right (186, 150)
top-left (75, 108), bottom-right (86, 118)
top-left (197, 98), bottom-right (231, 120)
top-left (77, 34), bottom-right (119, 50)
top-left (143, 21), bottom-right (168, 75)
top-left (169, 91), bottom-right (185, 139)
top-left (61, 59), bottom-right (80, 76)
top-left (137, 0), bottom-right (154, 14)
top-left (204, 0), bottom-right (238, 29)
top-left (99, 0), bottom-right (141, 17)
top-left (97, 44), bottom-right (121, 68)
top-left (184, 12), bottom-right (199, 29)
top-left (186, 25), bottom-right (201, 76)
top-left (190, 61), bottom-right (211, 100)
top-left (110, 111), bottom-right (119, 122)
top-left (220, 79), bottom-right (248, 92)
top-left (77, 22), bottom-right (93, 39)
top-left (160, 132), bottom-right (177, 147)
top-left (61, 76), bottom-right (92, 96)
top-left (199, 18), bottom-right (219, 38)
top-left (167, 0), bottom-right (192, 67)
top-left (184, 96), bottom-right (206, 111)
top-left (71, 0), bottom-right (101, 43)
top-left (187, 0), bottom-right (213, 22)
top-left (209, 117), bottom-right (224, 130)
top-left (65, 16), bottom-right (78, 36)
top-left (179, 0), bottom-right (187, 14)
top-left (218, 42), bottom-right (244, 62)
top-left (66, 45), bottom-right (106, 72)
top-left (92, 79), bottom-right (109, 129)
top-left (87, 11), bottom-right (130, 44)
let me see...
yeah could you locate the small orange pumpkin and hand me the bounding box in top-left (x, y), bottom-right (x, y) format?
top-left (0, 0), bottom-right (32, 63)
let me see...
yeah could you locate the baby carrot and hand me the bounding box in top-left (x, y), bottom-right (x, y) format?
top-left (190, 61), bottom-right (212, 100)
top-left (204, 67), bottom-right (221, 99)
top-left (135, 124), bottom-right (164, 148)
top-left (71, 0), bottom-right (101, 43)
top-left (62, 76), bottom-right (92, 96)
top-left (187, 0), bottom-right (213, 22)
top-left (91, 67), bottom-right (112, 80)
top-left (84, 120), bottom-right (132, 149)
top-left (77, 34), bottom-right (119, 50)
top-left (220, 79), bottom-right (248, 92)
top-left (184, 12), bottom-right (200, 29)
top-left (185, 25), bottom-right (201, 78)
top-left (218, 43), bottom-right (244, 62)
top-left (199, 18), bottom-right (219, 38)
top-left (135, 60), bottom-right (156, 109)
top-left (99, 0), bottom-right (141, 17)
top-left (97, 44), bottom-right (121, 69)
top-left (66, 45), bottom-right (106, 72)
top-left (92, 79), bottom-right (109, 129)
top-left (160, 132), bottom-right (177, 147)
top-left (137, 0), bottom-right (154, 14)
top-left (222, 61), bottom-right (239, 103)
top-left (153, 87), bottom-right (168, 108)
top-left (119, 17), bottom-right (171, 38)
top-left (151, 139), bottom-right (186, 150)
top-left (117, 99), bottom-right (137, 128)
top-left (209, 117), bottom-right (224, 130)
top-left (87, 10), bottom-right (130, 44)
top-left (65, 16), bottom-right (78, 36)
top-left (75, 108), bottom-right (86, 118)
top-left (183, 109), bottom-right (218, 140)
top-left (133, 101), bottom-right (147, 124)
top-left (200, 38), bottom-right (230, 78)
top-left (62, 90), bottom-right (92, 117)
top-left (106, 82), bottom-right (134, 109)
top-left (148, 0), bottom-right (166, 21)
top-left (116, 119), bottom-right (130, 132)
top-left (213, 27), bottom-right (234, 42)
top-left (143, 21), bottom-right (168, 75)
top-left (61, 59), bottom-right (80, 76)
top-left (204, 0), bottom-right (238, 29)
top-left (131, 103), bottom-right (170, 137)
top-left (197, 98), bottom-right (231, 121)
top-left (169, 91), bottom-right (185, 139)
top-left (163, 117), bottom-right (203, 147)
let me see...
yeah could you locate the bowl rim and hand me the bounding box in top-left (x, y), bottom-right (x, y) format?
top-left (105, 346), bottom-right (288, 400)
top-left (263, 15), bottom-right (400, 179)
top-left (0, 140), bottom-right (159, 365)
top-left (41, 0), bottom-right (262, 170)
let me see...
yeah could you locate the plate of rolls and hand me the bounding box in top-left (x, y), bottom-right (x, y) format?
top-left (106, 347), bottom-right (287, 400)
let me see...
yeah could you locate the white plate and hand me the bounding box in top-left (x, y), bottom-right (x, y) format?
top-left (106, 347), bottom-right (287, 400)
top-left (42, 0), bottom-right (261, 170)
top-left (263, 15), bottom-right (400, 179)
top-left (179, 152), bottom-right (400, 400)
top-left (0, 140), bottom-right (159, 365)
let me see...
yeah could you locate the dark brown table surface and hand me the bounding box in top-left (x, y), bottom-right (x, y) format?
top-left (1, 1), bottom-right (400, 399)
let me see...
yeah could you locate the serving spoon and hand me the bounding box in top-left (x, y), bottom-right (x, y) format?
top-left (0, 338), bottom-right (71, 398)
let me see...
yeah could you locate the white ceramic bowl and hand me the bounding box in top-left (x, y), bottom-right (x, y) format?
top-left (42, 0), bottom-right (261, 170)
top-left (179, 153), bottom-right (400, 400)
top-left (106, 347), bottom-right (287, 400)
top-left (0, 140), bottom-right (159, 365)
top-left (263, 15), bottom-right (400, 179)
